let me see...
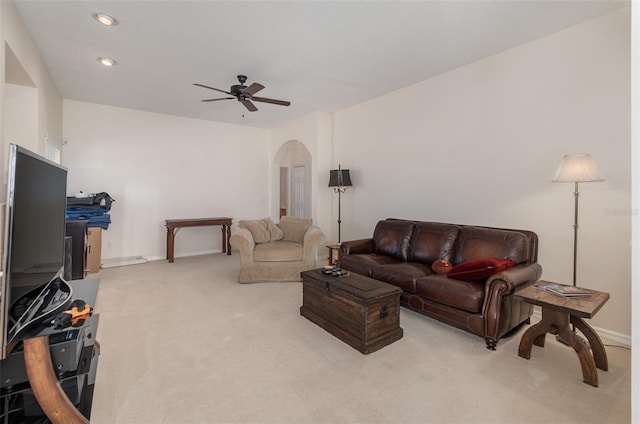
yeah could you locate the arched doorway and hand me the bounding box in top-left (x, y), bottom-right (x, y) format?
top-left (273, 140), bottom-right (312, 219)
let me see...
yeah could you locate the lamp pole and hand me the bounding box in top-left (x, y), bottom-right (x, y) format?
top-left (334, 185), bottom-right (345, 243)
top-left (571, 181), bottom-right (579, 287)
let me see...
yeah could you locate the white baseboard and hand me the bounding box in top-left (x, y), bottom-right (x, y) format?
top-left (101, 255), bottom-right (148, 268)
top-left (530, 308), bottom-right (631, 347)
top-left (144, 248), bottom-right (222, 262)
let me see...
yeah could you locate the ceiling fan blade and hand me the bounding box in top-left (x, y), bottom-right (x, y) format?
top-left (243, 82), bottom-right (265, 96)
top-left (201, 97), bottom-right (234, 102)
top-left (252, 96), bottom-right (291, 107)
top-left (241, 99), bottom-right (258, 112)
top-left (193, 83), bottom-right (232, 95)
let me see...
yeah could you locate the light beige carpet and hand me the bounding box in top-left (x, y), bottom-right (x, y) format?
top-left (90, 254), bottom-right (631, 424)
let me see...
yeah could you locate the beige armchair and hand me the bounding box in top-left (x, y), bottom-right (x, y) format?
top-left (230, 216), bottom-right (325, 283)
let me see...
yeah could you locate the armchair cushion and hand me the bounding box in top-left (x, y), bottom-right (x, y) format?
top-left (238, 218), bottom-right (283, 243)
top-left (263, 217), bottom-right (284, 241)
top-left (278, 216), bottom-right (312, 243)
top-left (238, 219), bottom-right (270, 243)
top-left (254, 240), bottom-right (303, 262)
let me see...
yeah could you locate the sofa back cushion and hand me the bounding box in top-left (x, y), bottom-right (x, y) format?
top-left (408, 222), bottom-right (460, 264)
top-left (373, 219), bottom-right (415, 261)
top-left (452, 226), bottom-right (532, 265)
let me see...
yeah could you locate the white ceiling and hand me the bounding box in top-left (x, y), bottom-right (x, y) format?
top-left (14, 0), bottom-right (627, 129)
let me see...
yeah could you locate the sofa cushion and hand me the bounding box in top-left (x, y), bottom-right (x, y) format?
top-left (373, 219), bottom-right (415, 261)
top-left (238, 219), bottom-right (270, 243)
top-left (278, 216), bottom-right (312, 243)
top-left (447, 257), bottom-right (517, 281)
top-left (253, 240), bottom-right (303, 262)
top-left (415, 275), bottom-right (485, 313)
top-left (371, 262), bottom-right (433, 293)
top-left (339, 254), bottom-right (401, 277)
top-left (408, 222), bottom-right (459, 264)
top-left (453, 226), bottom-right (530, 265)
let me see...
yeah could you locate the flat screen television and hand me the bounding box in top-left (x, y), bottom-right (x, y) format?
top-left (0, 144), bottom-right (70, 360)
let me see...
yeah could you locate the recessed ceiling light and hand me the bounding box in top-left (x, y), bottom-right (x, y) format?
top-left (97, 57), bottom-right (117, 67)
top-left (93, 13), bottom-right (118, 26)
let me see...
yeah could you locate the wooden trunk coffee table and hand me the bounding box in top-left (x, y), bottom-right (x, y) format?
top-left (515, 280), bottom-right (609, 387)
top-left (300, 269), bottom-right (403, 354)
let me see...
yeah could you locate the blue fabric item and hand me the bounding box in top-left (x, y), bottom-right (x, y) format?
top-left (66, 207), bottom-right (111, 230)
top-left (67, 205), bottom-right (111, 214)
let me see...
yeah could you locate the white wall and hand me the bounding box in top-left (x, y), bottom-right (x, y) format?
top-left (0, 0), bottom-right (63, 190)
top-left (3, 83), bottom-right (37, 151)
top-left (332, 9), bottom-right (631, 338)
top-left (62, 100), bottom-right (270, 261)
top-left (0, 1), bottom-right (62, 155)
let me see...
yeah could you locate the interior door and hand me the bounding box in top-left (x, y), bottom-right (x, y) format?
top-left (292, 165), bottom-right (306, 217)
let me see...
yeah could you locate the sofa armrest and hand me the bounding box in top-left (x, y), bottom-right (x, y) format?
top-left (302, 225), bottom-right (325, 264)
top-left (486, 262), bottom-right (543, 295)
top-left (482, 262), bottom-right (543, 341)
top-left (230, 228), bottom-right (255, 266)
top-left (340, 238), bottom-right (374, 256)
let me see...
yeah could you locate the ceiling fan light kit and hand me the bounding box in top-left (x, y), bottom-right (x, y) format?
top-left (194, 75), bottom-right (291, 112)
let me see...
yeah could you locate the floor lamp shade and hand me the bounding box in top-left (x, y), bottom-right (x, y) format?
top-left (329, 168), bottom-right (353, 188)
top-left (329, 165), bottom-right (352, 244)
top-left (552, 154), bottom-right (604, 183)
top-left (552, 154), bottom-right (604, 287)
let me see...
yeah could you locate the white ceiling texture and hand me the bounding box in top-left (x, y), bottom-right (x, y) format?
top-left (15, 0), bottom-right (627, 129)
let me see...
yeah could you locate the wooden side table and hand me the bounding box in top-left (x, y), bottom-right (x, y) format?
top-left (515, 280), bottom-right (609, 387)
top-left (327, 244), bottom-right (341, 266)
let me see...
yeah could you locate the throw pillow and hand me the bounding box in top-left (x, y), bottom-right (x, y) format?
top-left (278, 216), bottom-right (312, 243)
top-left (262, 217), bottom-right (283, 241)
top-left (447, 257), bottom-right (517, 281)
top-left (431, 259), bottom-right (452, 275)
top-left (238, 220), bottom-right (270, 243)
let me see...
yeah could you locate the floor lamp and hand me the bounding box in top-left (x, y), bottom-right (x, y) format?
top-left (328, 164), bottom-right (352, 244)
top-left (552, 154), bottom-right (604, 287)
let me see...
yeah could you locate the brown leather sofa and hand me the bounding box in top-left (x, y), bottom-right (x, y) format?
top-left (338, 219), bottom-right (542, 349)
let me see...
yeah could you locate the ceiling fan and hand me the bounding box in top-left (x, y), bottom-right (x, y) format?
top-left (194, 75), bottom-right (291, 112)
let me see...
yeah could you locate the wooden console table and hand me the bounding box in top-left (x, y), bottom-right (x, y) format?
top-left (165, 217), bottom-right (232, 263)
top-left (515, 280), bottom-right (609, 387)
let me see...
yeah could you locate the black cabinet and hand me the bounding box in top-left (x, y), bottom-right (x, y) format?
top-left (65, 221), bottom-right (87, 280)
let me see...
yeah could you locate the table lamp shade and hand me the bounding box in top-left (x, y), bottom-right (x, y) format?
top-left (552, 154), bottom-right (604, 183)
top-left (329, 168), bottom-right (352, 187)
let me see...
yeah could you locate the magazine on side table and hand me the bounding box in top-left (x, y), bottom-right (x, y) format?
top-left (536, 283), bottom-right (592, 297)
